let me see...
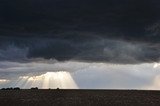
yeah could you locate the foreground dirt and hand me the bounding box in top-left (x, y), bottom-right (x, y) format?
top-left (0, 89), bottom-right (160, 106)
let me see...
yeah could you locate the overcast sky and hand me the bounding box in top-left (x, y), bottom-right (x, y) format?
top-left (0, 0), bottom-right (160, 89)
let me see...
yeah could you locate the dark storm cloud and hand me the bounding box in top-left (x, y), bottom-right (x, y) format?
top-left (0, 0), bottom-right (160, 63)
top-left (0, 37), bottom-right (160, 64)
top-left (0, 0), bottom-right (160, 39)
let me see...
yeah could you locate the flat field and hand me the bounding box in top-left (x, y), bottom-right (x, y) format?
top-left (0, 89), bottom-right (160, 106)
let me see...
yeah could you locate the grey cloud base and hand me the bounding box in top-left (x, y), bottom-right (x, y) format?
top-left (0, 37), bottom-right (160, 64)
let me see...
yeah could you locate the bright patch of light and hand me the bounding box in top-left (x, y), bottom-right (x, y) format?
top-left (153, 63), bottom-right (160, 68)
top-left (0, 79), bottom-right (9, 83)
top-left (16, 71), bottom-right (78, 89)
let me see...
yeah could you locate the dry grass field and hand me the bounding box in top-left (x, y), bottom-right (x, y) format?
top-left (0, 89), bottom-right (160, 106)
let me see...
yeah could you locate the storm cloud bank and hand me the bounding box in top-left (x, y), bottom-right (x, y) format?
top-left (0, 37), bottom-right (160, 64)
top-left (0, 0), bottom-right (160, 63)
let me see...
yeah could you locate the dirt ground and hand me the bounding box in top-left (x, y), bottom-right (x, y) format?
top-left (0, 89), bottom-right (160, 106)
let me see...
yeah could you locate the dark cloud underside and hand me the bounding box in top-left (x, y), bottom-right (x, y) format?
top-left (0, 0), bottom-right (160, 63)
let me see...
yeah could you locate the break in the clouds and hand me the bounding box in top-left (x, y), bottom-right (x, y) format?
top-left (0, 0), bottom-right (160, 89)
top-left (0, 61), bottom-right (160, 89)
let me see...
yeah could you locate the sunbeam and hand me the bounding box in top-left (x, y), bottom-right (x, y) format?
top-left (15, 71), bottom-right (78, 89)
top-left (0, 79), bottom-right (9, 83)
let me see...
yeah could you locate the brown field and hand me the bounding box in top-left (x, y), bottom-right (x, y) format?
top-left (0, 89), bottom-right (160, 106)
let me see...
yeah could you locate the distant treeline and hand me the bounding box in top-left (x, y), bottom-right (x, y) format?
top-left (1, 87), bottom-right (60, 90)
top-left (1, 87), bottom-right (38, 90)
